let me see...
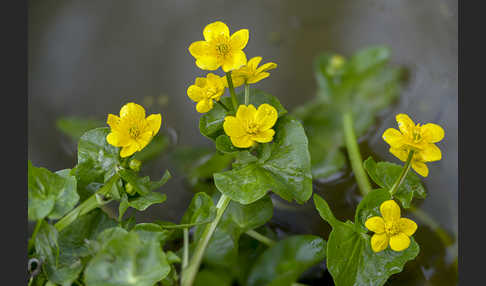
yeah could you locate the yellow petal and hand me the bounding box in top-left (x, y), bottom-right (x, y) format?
top-left (236, 104), bottom-right (257, 120)
top-left (365, 216), bottom-right (385, 233)
top-left (420, 144), bottom-right (442, 162)
top-left (107, 114), bottom-right (120, 131)
top-left (106, 131), bottom-right (130, 147)
top-left (195, 77), bottom-right (207, 88)
top-left (255, 104), bottom-right (278, 130)
top-left (230, 29), bottom-right (249, 51)
top-left (188, 41), bottom-right (211, 58)
top-left (252, 129), bottom-right (275, 143)
top-left (221, 50), bottom-right (247, 72)
top-left (230, 135), bottom-right (254, 148)
top-left (420, 123), bottom-right (444, 143)
top-left (223, 116), bottom-right (246, 138)
top-left (136, 131), bottom-right (153, 150)
top-left (371, 233), bottom-right (389, 252)
top-left (247, 72), bottom-right (270, 84)
top-left (411, 160), bottom-right (429, 177)
top-left (228, 75), bottom-right (245, 88)
top-left (187, 85), bottom-right (205, 102)
top-left (382, 128), bottom-right (404, 148)
top-left (389, 233), bottom-right (411, 251)
top-left (256, 62), bottom-right (277, 73)
top-left (396, 113), bottom-right (415, 136)
top-left (195, 56), bottom-right (220, 71)
top-left (145, 114), bottom-right (162, 136)
top-left (380, 200), bottom-right (401, 222)
top-left (399, 218), bottom-right (417, 236)
top-left (247, 56), bottom-right (262, 70)
top-left (203, 21), bottom-right (229, 41)
top-left (389, 147), bottom-right (409, 162)
top-left (120, 103), bottom-right (146, 120)
top-left (120, 144), bottom-right (139, 158)
top-left (196, 99), bottom-right (214, 113)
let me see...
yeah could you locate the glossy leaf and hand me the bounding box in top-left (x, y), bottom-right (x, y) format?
top-left (194, 269), bottom-right (233, 286)
top-left (246, 235), bottom-right (327, 286)
top-left (28, 161), bottom-right (67, 221)
top-left (117, 169), bottom-right (171, 196)
top-left (294, 46), bottom-right (403, 180)
top-left (363, 157), bottom-right (426, 208)
top-left (214, 116), bottom-right (312, 205)
top-left (179, 192), bottom-right (216, 227)
top-left (48, 169), bottom-right (79, 220)
top-left (56, 117), bottom-right (104, 141)
top-left (354, 188), bottom-right (391, 232)
top-left (118, 192), bottom-right (167, 221)
top-left (84, 231), bottom-right (170, 286)
top-left (199, 89), bottom-right (287, 140)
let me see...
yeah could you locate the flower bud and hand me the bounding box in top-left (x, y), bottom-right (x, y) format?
top-left (129, 159), bottom-right (142, 172)
top-left (125, 182), bottom-right (136, 196)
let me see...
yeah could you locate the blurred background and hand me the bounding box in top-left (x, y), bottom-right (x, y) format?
top-left (28, 0), bottom-right (457, 285)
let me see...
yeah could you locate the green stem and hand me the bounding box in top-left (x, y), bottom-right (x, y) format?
top-left (226, 71), bottom-right (238, 111)
top-left (244, 84), bottom-right (250, 105)
top-left (216, 100), bottom-right (230, 112)
top-left (389, 151), bottom-right (414, 196)
top-left (54, 174), bottom-right (118, 232)
top-left (181, 194), bottom-right (232, 286)
top-left (182, 228), bottom-right (189, 270)
top-left (342, 112), bottom-right (372, 195)
top-left (28, 219), bottom-right (43, 253)
top-left (245, 229), bottom-right (275, 247)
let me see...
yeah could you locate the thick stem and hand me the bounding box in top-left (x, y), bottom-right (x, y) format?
top-left (182, 228), bottom-right (189, 270)
top-left (245, 229), bottom-right (275, 247)
top-left (181, 194), bottom-right (231, 286)
top-left (389, 151), bottom-right (414, 196)
top-left (342, 112), bottom-right (372, 195)
top-left (28, 219), bottom-right (43, 253)
top-left (54, 174), bottom-right (118, 232)
top-left (244, 84), bottom-right (250, 105)
top-left (226, 71), bottom-right (239, 111)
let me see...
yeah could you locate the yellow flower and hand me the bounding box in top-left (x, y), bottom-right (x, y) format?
top-left (106, 103), bottom-right (161, 158)
top-left (326, 54), bottom-right (346, 75)
top-left (187, 73), bottom-right (225, 113)
top-left (223, 104), bottom-right (278, 148)
top-left (188, 21), bottom-right (249, 72)
top-left (225, 56), bottom-right (278, 87)
top-left (382, 114), bottom-right (444, 177)
top-left (365, 200), bottom-right (417, 252)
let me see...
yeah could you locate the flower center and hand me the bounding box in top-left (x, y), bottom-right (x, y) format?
top-left (205, 87), bottom-right (218, 98)
top-left (247, 122), bottom-right (259, 135)
top-left (129, 125), bottom-right (141, 139)
top-left (214, 36), bottom-right (231, 58)
top-left (384, 221), bottom-right (400, 236)
top-left (412, 124), bottom-right (422, 143)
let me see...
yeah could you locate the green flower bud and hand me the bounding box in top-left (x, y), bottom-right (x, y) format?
top-left (129, 159), bottom-right (142, 172)
top-left (125, 182), bottom-right (136, 196)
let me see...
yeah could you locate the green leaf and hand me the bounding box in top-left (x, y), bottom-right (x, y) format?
top-left (214, 116), bottom-right (312, 205)
top-left (194, 269), bottom-right (233, 286)
top-left (133, 133), bottom-right (169, 163)
top-left (195, 195), bottom-right (273, 268)
top-left (48, 169), bottom-right (79, 220)
top-left (363, 157), bottom-right (426, 208)
top-left (118, 192), bottom-right (167, 221)
top-left (117, 169), bottom-right (171, 196)
top-left (28, 161), bottom-right (67, 221)
top-left (132, 223), bottom-right (175, 245)
top-left (199, 90), bottom-right (287, 141)
top-left (294, 46), bottom-right (403, 180)
top-left (75, 128), bottom-right (120, 200)
top-left (326, 221), bottom-right (419, 286)
top-left (177, 192), bottom-right (216, 228)
top-left (56, 117), bottom-right (105, 141)
top-left (246, 235), bottom-right (327, 286)
top-left (84, 231), bottom-right (171, 286)
top-left (215, 134), bottom-right (240, 153)
top-left (313, 194), bottom-right (340, 228)
top-left (354, 188), bottom-right (391, 232)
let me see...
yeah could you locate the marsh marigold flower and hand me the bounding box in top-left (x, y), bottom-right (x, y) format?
top-left (188, 21), bottom-right (249, 72)
top-left (382, 114), bottom-right (444, 177)
top-left (187, 73), bottom-right (225, 113)
top-left (106, 103), bottom-right (161, 158)
top-left (226, 56), bottom-right (278, 87)
top-left (223, 104), bottom-right (278, 148)
top-left (365, 200), bottom-right (417, 252)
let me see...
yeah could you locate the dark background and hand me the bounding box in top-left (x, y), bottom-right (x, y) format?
top-left (28, 0), bottom-right (457, 283)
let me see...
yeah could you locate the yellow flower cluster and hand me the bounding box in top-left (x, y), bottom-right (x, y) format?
top-left (365, 200), bottom-right (417, 252)
top-left (106, 103), bottom-right (161, 157)
top-left (382, 114), bottom-right (444, 177)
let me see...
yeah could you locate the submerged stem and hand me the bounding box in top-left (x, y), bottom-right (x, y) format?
top-left (389, 151), bottom-right (414, 196)
top-left (181, 194), bottom-right (231, 286)
top-left (342, 111), bottom-right (372, 195)
top-left (245, 229), bottom-right (275, 247)
top-left (226, 71), bottom-right (238, 111)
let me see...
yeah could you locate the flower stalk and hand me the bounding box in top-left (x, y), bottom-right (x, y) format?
top-left (181, 194), bottom-right (232, 286)
top-left (244, 84), bottom-right (250, 105)
top-left (182, 228), bottom-right (189, 270)
top-left (226, 71), bottom-right (239, 111)
top-left (245, 229), bottom-right (275, 247)
top-left (389, 150), bottom-right (414, 196)
top-left (28, 219), bottom-right (43, 253)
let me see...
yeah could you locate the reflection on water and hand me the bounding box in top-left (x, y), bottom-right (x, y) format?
top-left (28, 0), bottom-right (457, 285)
